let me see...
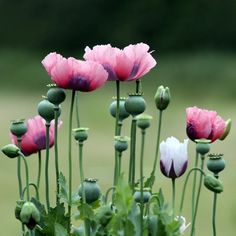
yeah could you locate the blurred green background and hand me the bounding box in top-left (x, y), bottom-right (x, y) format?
top-left (0, 0), bottom-right (236, 235)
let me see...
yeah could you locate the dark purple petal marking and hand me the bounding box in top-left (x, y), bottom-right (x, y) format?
top-left (69, 76), bottom-right (91, 91)
top-left (102, 64), bottom-right (118, 81)
top-left (186, 123), bottom-right (198, 141)
top-left (128, 64), bottom-right (139, 80)
top-left (34, 134), bottom-right (46, 150)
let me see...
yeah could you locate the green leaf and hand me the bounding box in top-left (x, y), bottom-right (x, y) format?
top-left (42, 204), bottom-right (70, 235)
top-left (144, 172), bottom-right (155, 188)
top-left (113, 175), bottom-right (133, 215)
top-left (77, 203), bottom-right (94, 220)
top-left (55, 223), bottom-right (68, 236)
top-left (58, 172), bottom-right (69, 204)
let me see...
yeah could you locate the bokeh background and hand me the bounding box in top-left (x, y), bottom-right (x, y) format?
top-left (0, 0), bottom-right (236, 235)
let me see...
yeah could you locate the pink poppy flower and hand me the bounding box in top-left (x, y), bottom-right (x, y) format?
top-left (160, 137), bottom-right (188, 179)
top-left (83, 43), bottom-right (156, 81)
top-left (186, 106), bottom-right (226, 142)
top-left (11, 115), bottom-right (62, 156)
top-left (42, 52), bottom-right (108, 92)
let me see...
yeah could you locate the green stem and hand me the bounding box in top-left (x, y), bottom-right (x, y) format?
top-left (36, 151), bottom-right (41, 198)
top-left (117, 152), bottom-right (122, 181)
top-left (129, 118), bottom-right (137, 191)
top-left (19, 152), bottom-right (30, 201)
top-left (190, 155), bottom-right (205, 236)
top-left (105, 187), bottom-right (116, 203)
top-left (212, 192), bottom-right (217, 236)
top-left (75, 91), bottom-right (80, 128)
top-left (172, 178), bottom-right (176, 219)
top-left (113, 81), bottom-right (121, 188)
top-left (136, 79), bottom-right (142, 93)
top-left (22, 183), bottom-right (39, 201)
top-left (45, 123), bottom-right (51, 212)
top-left (78, 142), bottom-right (90, 236)
top-left (179, 167), bottom-right (205, 215)
top-left (68, 90), bottom-right (76, 232)
top-left (115, 80), bottom-right (120, 136)
top-left (191, 151), bottom-right (199, 224)
top-left (54, 107), bottom-right (60, 206)
top-left (152, 110), bottom-right (163, 176)
top-left (140, 129), bottom-right (146, 235)
top-left (17, 138), bottom-right (23, 199)
top-left (30, 229), bottom-right (35, 236)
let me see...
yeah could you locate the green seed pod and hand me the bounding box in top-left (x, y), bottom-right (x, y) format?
top-left (96, 204), bottom-right (113, 226)
top-left (114, 136), bottom-right (129, 153)
top-left (20, 202), bottom-right (40, 230)
top-left (10, 119), bottom-right (27, 137)
top-left (195, 139), bottom-right (211, 155)
top-left (133, 188), bottom-right (151, 203)
top-left (2, 144), bottom-right (20, 158)
top-left (73, 128), bottom-right (89, 142)
top-left (78, 178), bottom-right (101, 204)
top-left (204, 174), bottom-right (223, 193)
top-left (207, 154), bottom-right (225, 174)
top-left (109, 98), bottom-right (130, 121)
top-left (47, 85), bottom-right (66, 106)
top-left (37, 98), bottom-right (55, 123)
top-left (154, 85), bottom-right (171, 111)
top-left (125, 93), bottom-right (146, 116)
top-left (136, 114), bottom-right (153, 130)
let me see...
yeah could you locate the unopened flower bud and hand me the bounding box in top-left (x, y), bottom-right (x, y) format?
top-left (37, 98), bottom-right (55, 123)
top-left (207, 154), bottom-right (225, 175)
top-left (219, 119), bottom-right (231, 141)
top-left (125, 93), bottom-right (146, 116)
top-left (154, 85), bottom-right (170, 111)
top-left (96, 204), bottom-right (113, 226)
top-left (136, 114), bottom-right (152, 130)
top-left (15, 200), bottom-right (25, 221)
top-left (114, 136), bottom-right (129, 152)
top-left (47, 84), bottom-right (66, 106)
top-left (195, 139), bottom-right (211, 155)
top-left (20, 202), bottom-right (40, 230)
top-left (133, 188), bottom-right (151, 203)
top-left (109, 97), bottom-right (130, 121)
top-left (73, 128), bottom-right (89, 142)
top-left (2, 144), bottom-right (20, 158)
top-left (204, 174), bottom-right (223, 193)
top-left (10, 119), bottom-right (27, 137)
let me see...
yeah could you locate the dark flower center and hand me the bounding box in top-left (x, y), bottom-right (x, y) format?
top-left (68, 76), bottom-right (91, 91)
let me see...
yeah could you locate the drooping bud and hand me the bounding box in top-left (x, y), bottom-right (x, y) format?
top-left (37, 98), bottom-right (55, 123)
top-left (73, 128), bottom-right (89, 142)
top-left (195, 139), bottom-right (211, 155)
top-left (133, 188), bottom-right (151, 203)
top-left (47, 84), bottom-right (66, 106)
top-left (154, 85), bottom-right (170, 111)
top-left (109, 97), bottom-right (130, 121)
top-left (2, 144), bottom-right (20, 158)
top-left (204, 174), bottom-right (223, 193)
top-left (207, 154), bottom-right (225, 175)
top-left (125, 93), bottom-right (146, 116)
top-left (78, 178), bottom-right (101, 204)
top-left (136, 114), bottom-right (152, 130)
top-left (15, 200), bottom-right (26, 221)
top-left (20, 202), bottom-right (40, 230)
top-left (96, 204), bottom-right (113, 226)
top-left (10, 119), bottom-right (27, 138)
top-left (219, 119), bottom-right (231, 141)
top-left (114, 136), bottom-right (129, 153)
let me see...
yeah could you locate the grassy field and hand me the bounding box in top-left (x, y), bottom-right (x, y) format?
top-left (0, 49), bottom-right (236, 235)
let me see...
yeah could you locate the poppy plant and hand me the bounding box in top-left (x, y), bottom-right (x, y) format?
top-left (160, 137), bottom-right (188, 179)
top-left (11, 115), bottom-right (61, 156)
top-left (83, 43), bottom-right (156, 81)
top-left (186, 106), bottom-right (226, 142)
top-left (42, 53), bottom-right (108, 92)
